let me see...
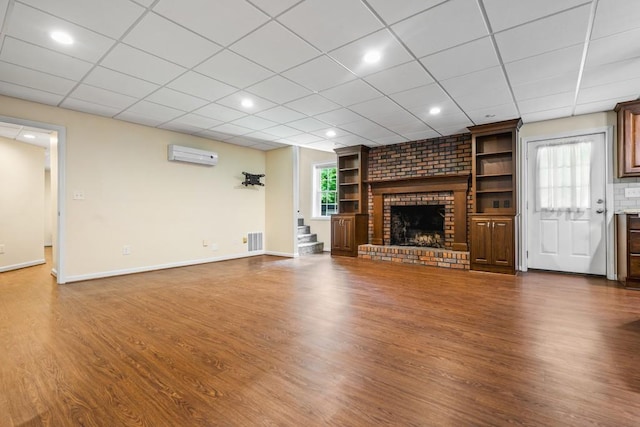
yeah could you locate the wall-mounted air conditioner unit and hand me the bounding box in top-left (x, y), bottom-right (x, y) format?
top-left (168, 144), bottom-right (218, 166)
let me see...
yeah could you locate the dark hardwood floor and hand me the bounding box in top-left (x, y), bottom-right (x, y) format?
top-left (1, 250), bottom-right (640, 426)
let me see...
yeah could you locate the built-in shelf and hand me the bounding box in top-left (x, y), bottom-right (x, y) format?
top-left (476, 173), bottom-right (512, 178)
top-left (475, 150), bottom-right (513, 157)
top-left (475, 189), bottom-right (513, 194)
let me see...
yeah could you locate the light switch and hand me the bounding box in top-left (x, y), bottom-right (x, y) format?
top-left (625, 187), bottom-right (640, 198)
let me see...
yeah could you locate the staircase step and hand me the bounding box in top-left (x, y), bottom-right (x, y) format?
top-left (298, 241), bottom-right (324, 255)
top-left (297, 233), bottom-right (317, 243)
top-left (297, 218), bottom-right (304, 226)
top-left (297, 225), bottom-right (310, 235)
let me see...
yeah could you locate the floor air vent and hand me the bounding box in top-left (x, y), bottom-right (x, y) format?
top-left (248, 232), bottom-right (263, 252)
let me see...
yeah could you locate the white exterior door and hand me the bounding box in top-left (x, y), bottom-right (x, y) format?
top-left (527, 133), bottom-right (606, 275)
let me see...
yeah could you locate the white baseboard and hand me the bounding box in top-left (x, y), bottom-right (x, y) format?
top-left (64, 251), bottom-right (266, 283)
top-left (265, 251), bottom-right (297, 258)
top-left (0, 259), bottom-right (46, 273)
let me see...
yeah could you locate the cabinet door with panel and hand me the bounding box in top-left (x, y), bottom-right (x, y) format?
top-left (615, 100), bottom-right (640, 177)
top-left (470, 215), bottom-right (515, 274)
top-left (491, 217), bottom-right (514, 267)
top-left (470, 217), bottom-right (492, 265)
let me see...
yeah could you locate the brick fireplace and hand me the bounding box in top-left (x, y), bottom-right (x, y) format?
top-left (358, 134), bottom-right (472, 269)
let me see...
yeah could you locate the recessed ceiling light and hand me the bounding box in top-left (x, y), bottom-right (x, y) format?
top-left (363, 50), bottom-right (381, 64)
top-left (429, 107), bottom-right (441, 115)
top-left (326, 130), bottom-right (337, 138)
top-left (241, 98), bottom-right (254, 108)
top-left (50, 31), bottom-right (74, 45)
top-left (23, 134), bottom-right (36, 139)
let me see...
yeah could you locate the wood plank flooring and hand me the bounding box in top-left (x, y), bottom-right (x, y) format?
top-left (1, 251), bottom-right (640, 426)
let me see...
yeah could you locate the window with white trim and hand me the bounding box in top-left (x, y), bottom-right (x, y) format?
top-left (313, 163), bottom-right (337, 217)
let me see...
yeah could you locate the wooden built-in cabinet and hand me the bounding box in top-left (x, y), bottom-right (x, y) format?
top-left (331, 145), bottom-right (370, 257)
top-left (468, 119), bottom-right (521, 274)
top-left (331, 214), bottom-right (368, 257)
top-left (616, 213), bottom-right (640, 289)
top-left (615, 100), bottom-right (640, 178)
top-left (470, 216), bottom-right (515, 274)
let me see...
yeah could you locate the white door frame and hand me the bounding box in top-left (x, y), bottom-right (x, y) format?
top-left (1, 115), bottom-right (67, 284)
top-left (518, 126), bottom-right (615, 280)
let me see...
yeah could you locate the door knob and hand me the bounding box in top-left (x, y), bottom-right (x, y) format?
top-left (596, 199), bottom-right (604, 204)
top-left (596, 208), bottom-right (605, 214)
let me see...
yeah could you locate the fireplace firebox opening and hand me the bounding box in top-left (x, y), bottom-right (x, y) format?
top-left (390, 205), bottom-right (445, 248)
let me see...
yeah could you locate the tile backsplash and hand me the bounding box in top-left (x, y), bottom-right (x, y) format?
top-left (613, 177), bottom-right (640, 212)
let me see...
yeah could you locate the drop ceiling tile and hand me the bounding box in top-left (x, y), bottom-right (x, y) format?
top-left (251, 142), bottom-right (283, 151)
top-left (282, 56), bottom-right (356, 92)
top-left (167, 72), bottom-right (237, 102)
top-left (122, 100), bottom-right (184, 123)
top-left (517, 92), bottom-right (574, 114)
top-left (466, 103), bottom-right (519, 124)
top-left (328, 29), bottom-right (414, 77)
top-left (246, 75), bottom-right (312, 104)
top-left (281, 133), bottom-right (323, 145)
top-left (116, 111), bottom-right (168, 127)
top-left (582, 58), bottom-right (640, 89)
top-left (364, 61), bottom-right (433, 95)
top-left (305, 140), bottom-right (342, 152)
top-left (591, 0), bottom-right (640, 40)
top-left (522, 106), bottom-right (573, 123)
top-left (230, 115), bottom-right (278, 131)
top-left (310, 127), bottom-right (348, 139)
top-left (431, 126), bottom-right (467, 136)
top-left (483, 0), bottom-right (589, 33)
top-left (495, 5), bottom-right (590, 63)
top-left (585, 28), bottom-right (640, 69)
top-left (391, 0), bottom-right (487, 58)
top-left (512, 74), bottom-right (577, 101)
top-left (420, 37), bottom-right (499, 81)
top-left (320, 79), bottom-right (382, 107)
top-left (157, 121), bottom-right (202, 134)
top-left (162, 113), bottom-right (223, 131)
top-left (132, 0), bottom-right (154, 6)
top-left (504, 45), bottom-right (583, 86)
top-left (314, 108), bottom-right (363, 126)
top-left (0, 37), bottom-right (93, 81)
top-left (255, 106), bottom-right (306, 123)
top-left (245, 131), bottom-right (281, 142)
top-left (69, 84), bottom-right (137, 110)
top-left (390, 83), bottom-right (455, 114)
top-left (6, 3), bottom-right (115, 62)
top-left (577, 77), bottom-right (640, 105)
top-left (287, 118), bottom-right (329, 132)
top-left (441, 66), bottom-right (513, 110)
top-left (348, 97), bottom-right (405, 121)
top-left (384, 119), bottom-right (432, 135)
top-left (249, 0), bottom-right (300, 17)
top-left (60, 98), bottom-right (121, 117)
top-left (153, 0), bottom-right (268, 46)
top-left (372, 135), bottom-right (407, 145)
top-left (0, 0), bottom-right (8, 26)
top-left (278, 0), bottom-right (383, 52)
top-left (101, 44), bottom-right (186, 85)
top-left (399, 129), bottom-right (441, 141)
top-left (83, 66), bottom-right (159, 98)
top-left (124, 12), bottom-right (222, 68)
top-left (574, 97), bottom-right (633, 116)
top-left (0, 61), bottom-right (75, 95)
top-left (366, 0), bottom-right (447, 25)
top-left (145, 88), bottom-right (209, 111)
top-left (423, 111), bottom-right (472, 130)
top-left (262, 125), bottom-right (303, 138)
top-left (195, 50), bottom-right (273, 89)
top-left (194, 103), bottom-right (247, 122)
top-left (230, 21), bottom-right (320, 73)
top-left (340, 119), bottom-right (396, 139)
top-left (0, 81), bottom-right (64, 106)
top-left (210, 123), bottom-right (254, 136)
top-left (216, 91), bottom-right (276, 114)
top-left (332, 134), bottom-right (373, 146)
top-left (20, 0), bottom-right (145, 38)
top-left (196, 129), bottom-right (234, 141)
top-left (286, 94), bottom-right (341, 116)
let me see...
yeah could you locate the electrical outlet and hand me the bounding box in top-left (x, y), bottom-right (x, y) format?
top-left (625, 187), bottom-right (640, 198)
top-left (242, 236), bottom-right (247, 244)
top-left (202, 240), bottom-right (209, 247)
top-left (122, 245), bottom-right (131, 255)
top-left (210, 243), bottom-right (218, 251)
top-left (73, 190), bottom-right (85, 200)
top-left (0, 244), bottom-right (5, 254)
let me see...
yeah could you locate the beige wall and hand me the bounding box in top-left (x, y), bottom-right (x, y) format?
top-left (44, 169), bottom-right (53, 246)
top-left (520, 112), bottom-right (616, 140)
top-left (0, 95), bottom-right (266, 281)
top-left (265, 146), bottom-right (296, 256)
top-left (298, 147), bottom-right (336, 250)
top-left (0, 137), bottom-right (45, 271)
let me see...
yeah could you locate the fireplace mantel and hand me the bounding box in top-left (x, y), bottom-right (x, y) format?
top-left (368, 174), bottom-right (471, 251)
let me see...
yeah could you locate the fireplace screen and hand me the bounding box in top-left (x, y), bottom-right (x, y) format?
top-left (390, 205), bottom-right (445, 247)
